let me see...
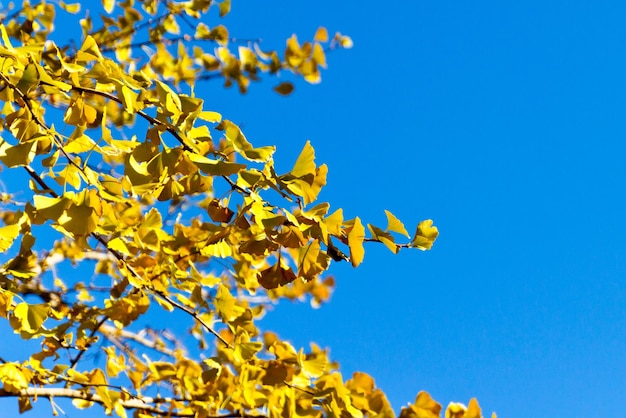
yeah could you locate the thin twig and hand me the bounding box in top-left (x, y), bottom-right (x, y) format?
top-left (68, 316), bottom-right (107, 369)
top-left (0, 387), bottom-right (267, 417)
top-left (155, 290), bottom-right (232, 348)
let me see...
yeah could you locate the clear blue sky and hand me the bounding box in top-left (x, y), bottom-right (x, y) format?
top-left (5, 1), bottom-right (626, 417)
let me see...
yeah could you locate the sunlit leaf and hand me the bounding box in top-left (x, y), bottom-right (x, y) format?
top-left (348, 217), bottom-right (365, 267)
top-left (314, 27), bottom-right (329, 42)
top-left (385, 210), bottom-right (410, 237)
top-left (291, 140), bottom-right (316, 178)
top-left (219, 0), bottom-right (231, 17)
top-left (411, 219), bottom-right (439, 250)
top-left (0, 224), bottom-right (20, 252)
top-left (222, 120), bottom-right (275, 162)
top-left (13, 303), bottom-right (50, 333)
top-left (59, 2), bottom-right (81, 14)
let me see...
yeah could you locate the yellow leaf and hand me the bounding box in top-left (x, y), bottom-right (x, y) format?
top-left (215, 285), bottom-right (245, 322)
top-left (299, 350), bottom-right (328, 378)
top-left (285, 35), bottom-right (304, 67)
top-left (33, 195), bottom-right (70, 222)
top-left (163, 14), bottom-right (180, 35)
top-left (234, 341), bottom-right (263, 362)
top-left (239, 46), bottom-right (257, 69)
top-left (446, 402), bottom-right (467, 418)
top-left (411, 219), bottom-right (439, 250)
top-left (104, 347), bottom-right (126, 378)
top-left (186, 151), bottom-right (246, 176)
top-left (0, 363), bottom-right (31, 393)
top-left (59, 2), bottom-right (81, 14)
top-left (339, 34), bottom-right (354, 48)
top-left (107, 237), bottom-right (131, 256)
top-left (0, 139), bottom-right (36, 167)
top-left (348, 217), bottom-right (365, 267)
top-left (16, 64), bottom-right (39, 94)
top-left (219, 0), bottom-right (231, 16)
top-left (119, 85), bottom-right (137, 114)
top-left (13, 303), bottom-right (50, 333)
top-left (102, 0), bottom-right (115, 13)
top-left (368, 224), bottom-right (397, 254)
top-left (465, 399), bottom-right (482, 418)
top-left (385, 210), bottom-right (410, 237)
top-left (77, 35), bottom-right (103, 61)
top-left (198, 111), bottom-right (222, 123)
top-left (222, 120), bottom-right (275, 162)
top-left (301, 60), bottom-right (321, 84)
top-left (0, 224), bottom-right (19, 252)
top-left (291, 140), bottom-right (316, 178)
top-left (155, 80), bottom-right (182, 116)
top-left (312, 43), bottom-right (326, 68)
top-left (413, 391), bottom-right (442, 418)
top-left (65, 133), bottom-right (96, 154)
top-left (325, 209), bottom-right (343, 236)
top-left (314, 27), bottom-right (329, 42)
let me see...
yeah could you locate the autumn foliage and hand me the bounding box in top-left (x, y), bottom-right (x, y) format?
top-left (0, 1), bottom-right (487, 417)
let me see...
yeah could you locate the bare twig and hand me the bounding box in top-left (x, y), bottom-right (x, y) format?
top-left (0, 388), bottom-right (266, 417)
top-left (155, 290), bottom-right (232, 348)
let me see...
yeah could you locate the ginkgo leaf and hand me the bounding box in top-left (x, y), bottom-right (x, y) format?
top-left (274, 82), bottom-right (294, 96)
top-left (291, 140), bottom-right (316, 178)
top-left (0, 139), bottom-right (36, 167)
top-left (59, 2), bottom-right (81, 14)
top-left (411, 219), bottom-right (439, 250)
top-left (262, 361), bottom-right (290, 385)
top-left (222, 120), bottom-right (275, 162)
top-left (398, 391), bottom-right (442, 418)
top-left (463, 399), bottom-right (483, 418)
top-left (13, 303), bottom-right (50, 333)
top-left (76, 35), bottom-right (103, 61)
top-left (107, 237), bottom-right (131, 256)
top-left (348, 217), bottom-right (365, 267)
top-left (16, 64), bottom-right (39, 94)
top-left (186, 151), bottom-right (246, 176)
top-left (259, 263), bottom-right (297, 289)
top-left (214, 285), bottom-right (245, 322)
top-left (207, 199), bottom-right (234, 223)
top-left (0, 224), bottom-right (20, 252)
top-left (299, 350), bottom-right (328, 378)
top-left (0, 363), bottom-right (32, 393)
top-left (33, 195), bottom-right (70, 222)
top-left (65, 133), bottom-right (97, 154)
top-left (314, 27), bottom-right (329, 42)
top-left (385, 210), bottom-right (410, 237)
top-left (445, 402), bottom-right (468, 418)
top-left (219, 0), bottom-right (231, 17)
top-left (198, 111), bottom-right (222, 123)
top-left (234, 341), bottom-right (263, 362)
top-left (102, 0), bottom-right (115, 13)
top-left (368, 224), bottom-right (398, 254)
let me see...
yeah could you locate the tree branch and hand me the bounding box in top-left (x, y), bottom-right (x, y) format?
top-left (0, 388), bottom-right (266, 417)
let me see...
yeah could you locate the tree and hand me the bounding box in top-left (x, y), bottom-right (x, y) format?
top-left (0, 1), bottom-right (487, 417)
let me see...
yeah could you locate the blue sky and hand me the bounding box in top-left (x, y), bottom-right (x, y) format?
top-left (5, 1), bottom-right (626, 417)
top-left (213, 1), bottom-right (626, 416)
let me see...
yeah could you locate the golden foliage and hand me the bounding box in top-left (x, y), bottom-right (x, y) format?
top-left (0, 2), bottom-right (476, 418)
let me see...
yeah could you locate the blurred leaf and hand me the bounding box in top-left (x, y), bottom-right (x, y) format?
top-left (273, 82), bottom-right (294, 96)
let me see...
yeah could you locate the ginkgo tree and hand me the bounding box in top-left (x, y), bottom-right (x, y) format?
top-left (0, 1), bottom-right (489, 417)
